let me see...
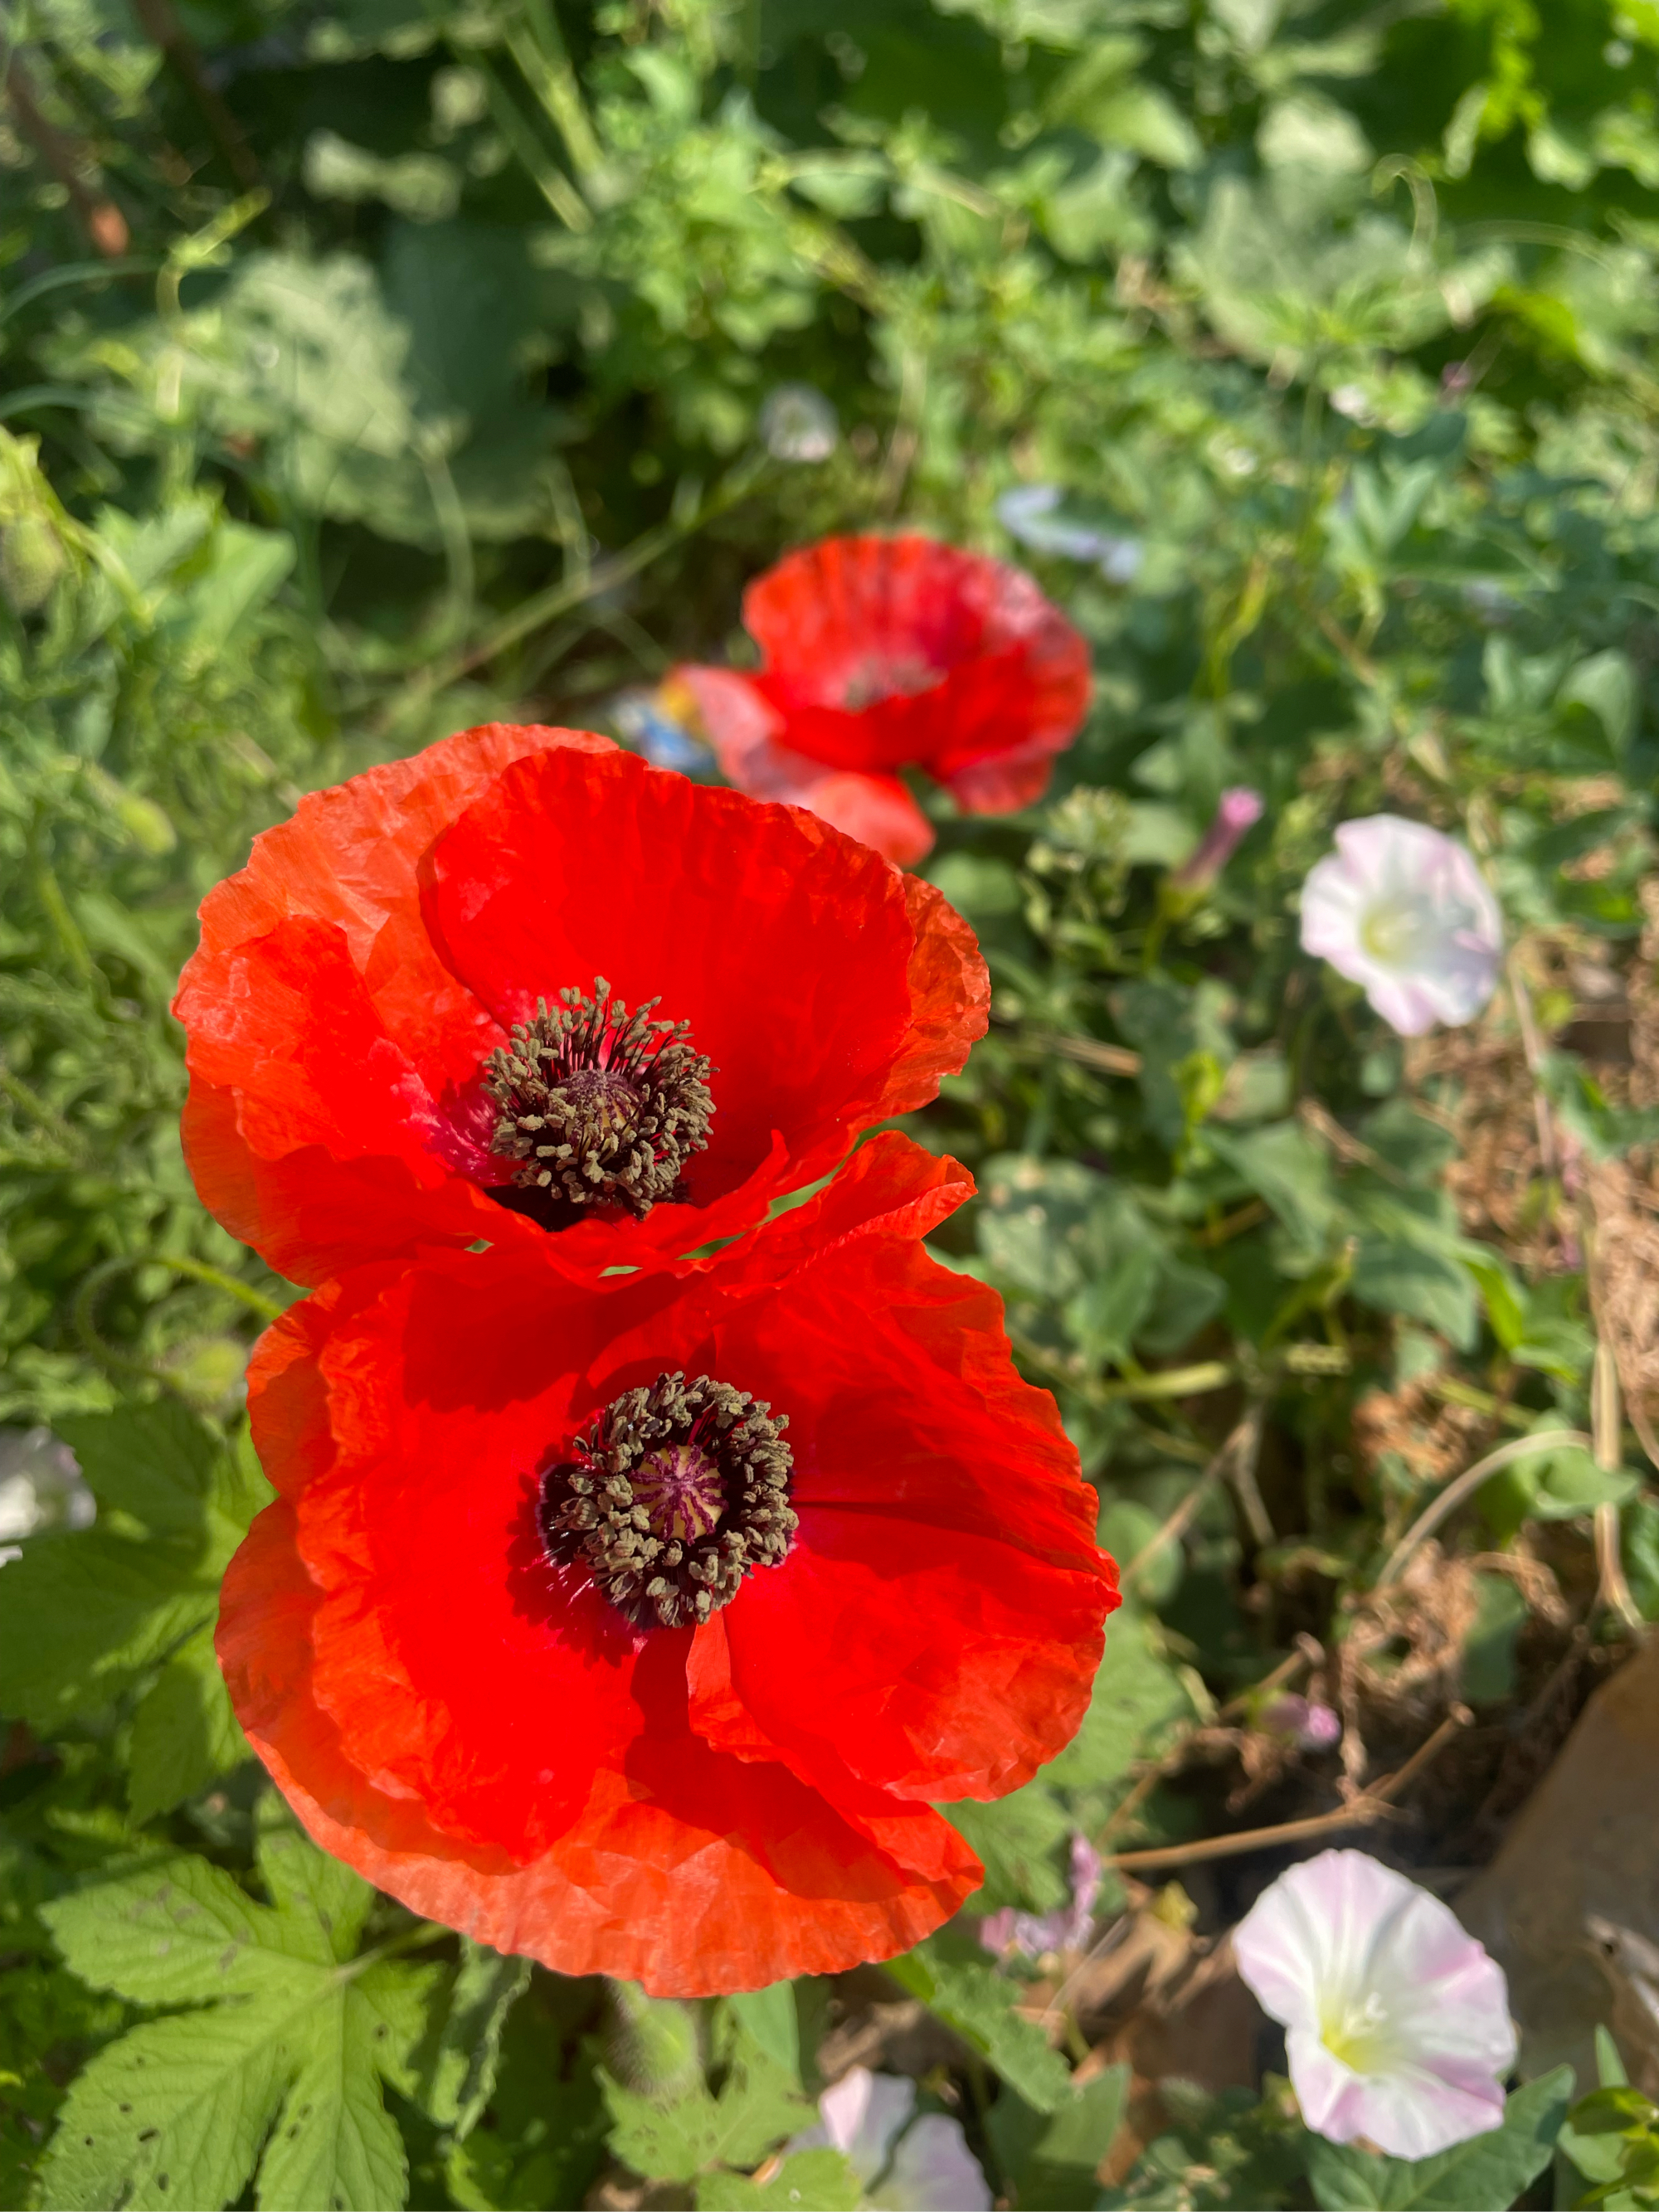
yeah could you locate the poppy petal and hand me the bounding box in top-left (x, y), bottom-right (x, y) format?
top-left (738, 535), bottom-right (1091, 792)
top-left (221, 1138), bottom-right (1113, 1991)
top-left (422, 746), bottom-right (968, 1203)
top-left (178, 722), bottom-right (986, 1286)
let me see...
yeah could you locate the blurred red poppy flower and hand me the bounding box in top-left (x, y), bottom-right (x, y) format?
top-left (174, 722), bottom-right (986, 1289)
top-left (669, 534), bottom-right (1092, 864)
top-left (217, 1135), bottom-right (1118, 1994)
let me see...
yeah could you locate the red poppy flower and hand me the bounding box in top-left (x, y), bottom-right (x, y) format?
top-left (174, 722), bottom-right (987, 1290)
top-left (217, 1135), bottom-right (1119, 1994)
top-left (669, 534), bottom-right (1092, 865)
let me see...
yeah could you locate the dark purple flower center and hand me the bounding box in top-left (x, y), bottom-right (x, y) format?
top-left (483, 979), bottom-right (714, 1224)
top-left (539, 1371), bottom-right (795, 1631)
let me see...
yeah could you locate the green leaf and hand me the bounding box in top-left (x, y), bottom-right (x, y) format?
top-left (1350, 1238), bottom-right (1477, 1349)
top-left (724, 1986), bottom-right (801, 2084)
top-left (0, 1402), bottom-right (270, 1743)
top-left (601, 2024), bottom-right (811, 2183)
top-left (37, 1840), bottom-right (440, 2212)
top-left (126, 1622), bottom-right (249, 1824)
top-left (1208, 1121), bottom-right (1338, 1254)
top-left (1305, 2066), bottom-right (1574, 2210)
top-left (1042, 1605), bottom-right (1198, 1824)
top-left (884, 1947), bottom-right (1073, 2114)
top-left (693, 2148), bottom-right (862, 2210)
top-left (415, 1938), bottom-right (532, 2139)
top-left (1460, 1572), bottom-right (1528, 1704)
top-left (988, 2066), bottom-right (1130, 2209)
top-left (944, 1787), bottom-right (1073, 1913)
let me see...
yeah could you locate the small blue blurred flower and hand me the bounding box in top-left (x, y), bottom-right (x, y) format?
top-left (996, 484), bottom-right (1143, 582)
top-left (610, 686), bottom-right (713, 775)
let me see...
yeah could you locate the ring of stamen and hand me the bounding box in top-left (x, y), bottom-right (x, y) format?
top-left (484, 979), bottom-right (714, 1219)
top-left (540, 1372), bottom-right (795, 1630)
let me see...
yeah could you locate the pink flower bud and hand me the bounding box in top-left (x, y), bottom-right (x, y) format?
top-left (1170, 787), bottom-right (1265, 894)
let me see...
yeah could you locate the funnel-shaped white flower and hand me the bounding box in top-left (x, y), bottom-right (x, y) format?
top-left (789, 2067), bottom-right (991, 2210)
top-left (1233, 1850), bottom-right (1515, 2161)
top-left (1299, 815), bottom-right (1502, 1036)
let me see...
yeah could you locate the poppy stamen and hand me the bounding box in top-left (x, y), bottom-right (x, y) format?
top-left (484, 979), bottom-right (714, 1219)
top-left (540, 1371), bottom-right (795, 1630)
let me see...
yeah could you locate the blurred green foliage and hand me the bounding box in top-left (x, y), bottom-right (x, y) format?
top-left (6, 0), bottom-right (1659, 2201)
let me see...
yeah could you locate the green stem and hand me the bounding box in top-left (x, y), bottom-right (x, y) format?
top-left (74, 1253), bottom-right (286, 1390)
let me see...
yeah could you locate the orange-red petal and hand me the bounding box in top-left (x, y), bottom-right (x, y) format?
top-left (177, 724), bottom-right (986, 1286)
top-left (220, 1135), bottom-right (1116, 1992)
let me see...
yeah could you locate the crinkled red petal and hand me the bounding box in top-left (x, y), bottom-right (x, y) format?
top-left (221, 1137), bottom-right (1116, 1991)
top-left (673, 665), bottom-right (937, 863)
top-left (423, 745), bottom-right (975, 1210)
top-left (176, 724), bottom-right (986, 1286)
top-left (220, 1501), bottom-right (980, 1994)
top-left (177, 722), bottom-right (602, 1284)
top-left (740, 535), bottom-right (1091, 788)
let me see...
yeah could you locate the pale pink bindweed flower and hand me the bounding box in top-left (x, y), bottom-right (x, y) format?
top-left (1233, 1850), bottom-right (1515, 2161)
top-left (788, 2066), bottom-right (991, 2210)
top-left (1299, 814), bottom-right (1502, 1036)
top-left (980, 1832), bottom-right (1102, 1962)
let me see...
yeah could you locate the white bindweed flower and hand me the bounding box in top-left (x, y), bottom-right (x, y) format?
top-left (1299, 814), bottom-right (1502, 1036)
top-left (1233, 1850), bottom-right (1515, 2161)
top-left (788, 2067), bottom-right (991, 2211)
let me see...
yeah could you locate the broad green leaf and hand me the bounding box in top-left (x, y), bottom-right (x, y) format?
top-left (1350, 1238), bottom-right (1477, 1348)
top-left (989, 2066), bottom-right (1130, 2209)
top-left (724, 1986), bottom-right (802, 2084)
top-left (944, 1786), bottom-right (1073, 1913)
top-left (1305, 2066), bottom-right (1574, 2210)
top-left (884, 1948), bottom-right (1073, 2114)
top-left (0, 1402), bottom-right (270, 1743)
top-left (1208, 1121), bottom-right (1338, 1254)
top-left (1042, 1606), bottom-right (1198, 1823)
top-left (601, 2030), bottom-right (811, 2183)
top-left (126, 1622), bottom-right (249, 1825)
top-left (693, 2148), bottom-right (862, 2210)
top-left (38, 1840), bottom-right (440, 2212)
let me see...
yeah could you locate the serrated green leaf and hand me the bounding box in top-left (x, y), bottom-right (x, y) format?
top-left (255, 1817), bottom-right (376, 1966)
top-left (40, 2005), bottom-right (296, 2212)
top-left (884, 1948), bottom-right (1073, 2114)
top-left (44, 1851), bottom-right (292, 2005)
top-left (1305, 2066), bottom-right (1574, 2210)
top-left (601, 2030), bottom-right (812, 2184)
top-left (255, 1987), bottom-right (409, 2212)
top-left (38, 1840), bottom-right (435, 2212)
